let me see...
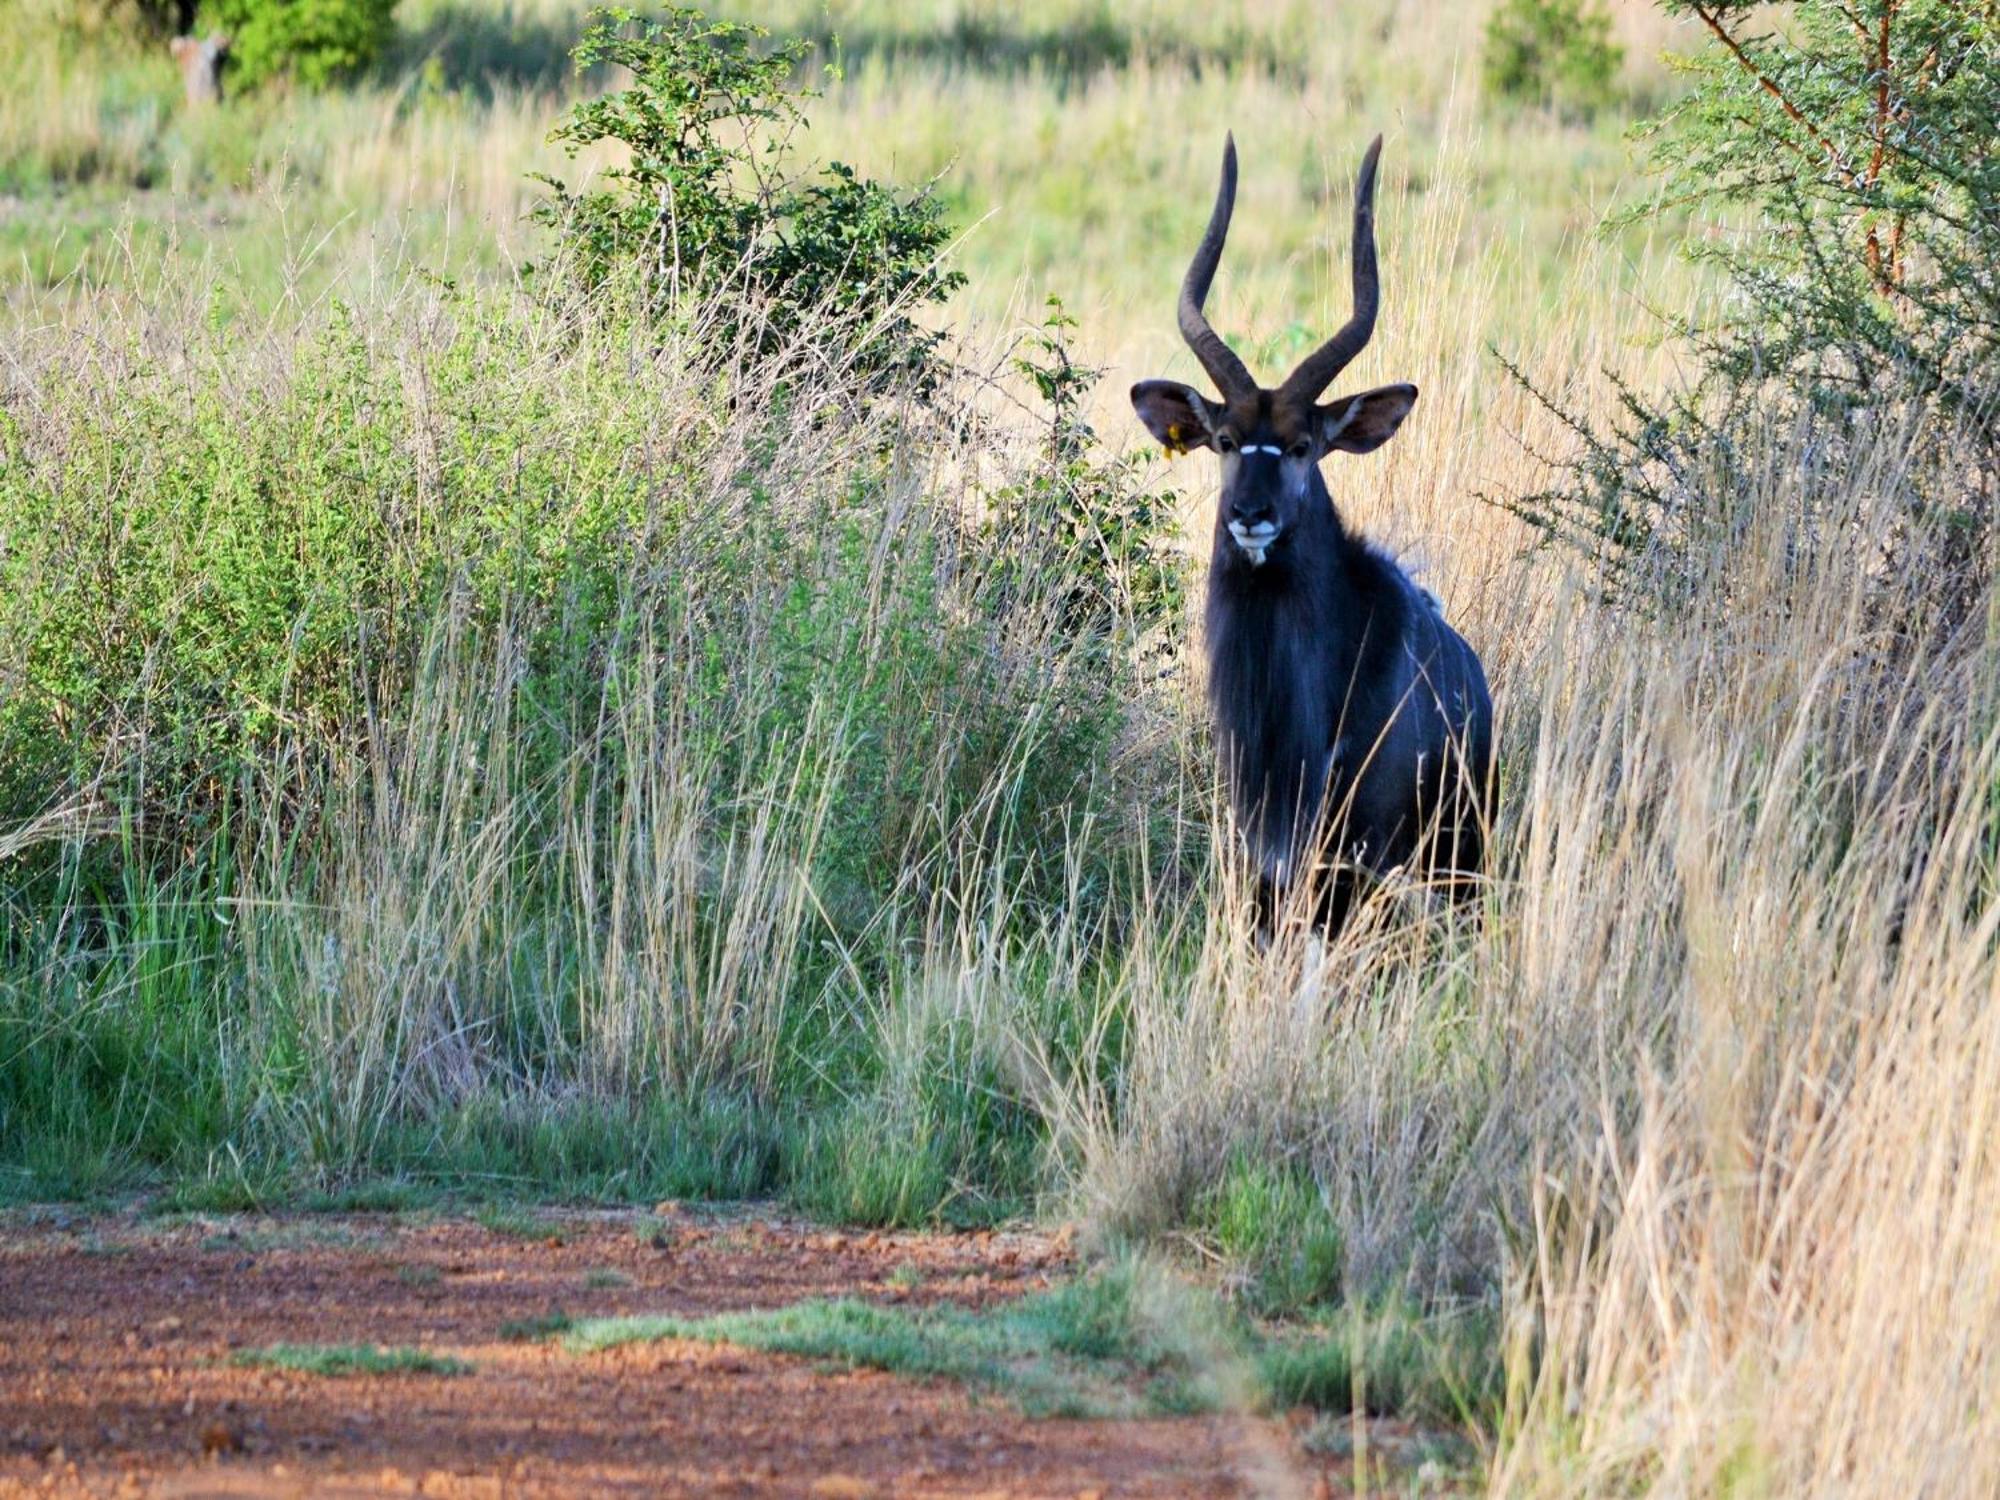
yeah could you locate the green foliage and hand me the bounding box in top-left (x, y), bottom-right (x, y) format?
top-left (1255, 1303), bottom-right (1501, 1425)
top-left (1505, 1), bottom-right (2000, 608)
top-left (0, 296), bottom-right (617, 841)
top-left (32, 0), bottom-right (189, 39)
top-left (198, 0), bottom-right (396, 89)
top-left (983, 297), bottom-right (1185, 641)
top-left (533, 8), bottom-right (964, 390)
top-left (1483, 0), bottom-right (1624, 116)
top-left (787, 1018), bottom-right (1044, 1230)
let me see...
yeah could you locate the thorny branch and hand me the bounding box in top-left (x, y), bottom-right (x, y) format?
top-left (1687, 2), bottom-right (1859, 187)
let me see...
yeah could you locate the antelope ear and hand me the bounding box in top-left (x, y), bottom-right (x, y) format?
top-left (1131, 380), bottom-right (1219, 455)
top-left (1317, 383), bottom-right (1418, 454)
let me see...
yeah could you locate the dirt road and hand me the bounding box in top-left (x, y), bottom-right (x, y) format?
top-left (0, 1203), bottom-right (1404, 1498)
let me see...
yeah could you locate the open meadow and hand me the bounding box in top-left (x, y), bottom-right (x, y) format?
top-left (4, 0), bottom-right (1998, 1494)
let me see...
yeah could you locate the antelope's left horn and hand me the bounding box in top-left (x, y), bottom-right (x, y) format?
top-left (1280, 135), bottom-right (1384, 403)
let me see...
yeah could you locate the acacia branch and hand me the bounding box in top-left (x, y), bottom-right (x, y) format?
top-left (1864, 4), bottom-right (1896, 286)
top-left (1689, 3), bottom-right (1859, 188)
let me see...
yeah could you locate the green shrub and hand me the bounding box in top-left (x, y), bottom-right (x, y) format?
top-left (1501, 1), bottom-right (1998, 615)
top-left (982, 297), bottom-right (1185, 642)
top-left (197, 0), bottom-right (395, 89)
top-left (1482, 0), bottom-right (1623, 117)
top-left (532, 7), bottom-right (964, 392)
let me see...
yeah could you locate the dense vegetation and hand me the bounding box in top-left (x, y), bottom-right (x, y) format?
top-left (1511, 0), bottom-right (2000, 611)
top-left (4, 1), bottom-right (1999, 1493)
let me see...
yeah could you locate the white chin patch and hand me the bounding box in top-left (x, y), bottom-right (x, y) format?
top-left (1228, 521), bottom-right (1278, 566)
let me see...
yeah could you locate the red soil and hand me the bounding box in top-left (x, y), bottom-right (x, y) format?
top-left (0, 1204), bottom-right (1404, 1498)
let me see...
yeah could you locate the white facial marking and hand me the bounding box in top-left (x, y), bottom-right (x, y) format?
top-left (1227, 518), bottom-right (1278, 565)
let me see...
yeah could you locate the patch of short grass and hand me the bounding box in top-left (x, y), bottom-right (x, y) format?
top-left (300, 1180), bottom-right (439, 1215)
top-left (232, 1343), bottom-right (471, 1378)
top-left (564, 1260), bottom-right (1497, 1426)
top-left (571, 1295), bottom-right (1147, 1418)
top-left (583, 1268), bottom-right (632, 1289)
top-left (633, 1215), bottom-right (676, 1249)
top-left (498, 1308), bottom-right (575, 1342)
top-left (473, 1204), bottom-right (564, 1242)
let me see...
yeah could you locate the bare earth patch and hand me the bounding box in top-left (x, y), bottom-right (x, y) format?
top-left (0, 1204), bottom-right (1410, 1498)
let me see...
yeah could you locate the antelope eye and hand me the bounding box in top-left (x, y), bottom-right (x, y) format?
top-left (1216, 434), bottom-right (1237, 453)
top-left (1288, 440), bottom-right (1311, 459)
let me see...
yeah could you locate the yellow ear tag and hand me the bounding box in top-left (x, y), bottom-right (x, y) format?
top-left (1164, 423), bottom-right (1187, 457)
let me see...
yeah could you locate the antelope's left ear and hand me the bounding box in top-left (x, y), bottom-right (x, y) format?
top-left (1131, 380), bottom-right (1219, 455)
top-left (1317, 383), bottom-right (1418, 454)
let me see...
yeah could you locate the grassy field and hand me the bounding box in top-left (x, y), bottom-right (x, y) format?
top-left (5, 1), bottom-right (1998, 1494)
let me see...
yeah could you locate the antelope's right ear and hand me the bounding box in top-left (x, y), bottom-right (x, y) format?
top-left (1131, 380), bottom-right (1219, 455)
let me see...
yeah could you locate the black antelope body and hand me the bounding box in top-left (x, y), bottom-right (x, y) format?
top-left (1131, 134), bottom-right (1493, 935)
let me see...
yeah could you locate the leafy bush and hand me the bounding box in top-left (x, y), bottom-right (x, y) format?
top-left (1482, 0), bottom-right (1623, 117)
top-left (533, 7), bottom-right (964, 392)
top-left (981, 298), bottom-right (1185, 642)
top-left (1502, 1), bottom-right (1999, 615)
top-left (196, 0), bottom-right (396, 89)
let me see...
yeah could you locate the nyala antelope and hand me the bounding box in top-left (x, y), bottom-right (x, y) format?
top-left (1132, 135), bottom-right (1493, 935)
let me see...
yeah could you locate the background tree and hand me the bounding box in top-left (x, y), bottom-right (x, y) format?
top-left (533, 7), bottom-right (964, 394)
top-left (196, 0), bottom-right (397, 88)
top-left (1483, 0), bottom-right (1625, 117)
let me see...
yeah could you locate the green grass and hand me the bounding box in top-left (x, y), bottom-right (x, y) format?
top-left (498, 1308), bottom-right (575, 1342)
top-left (473, 1205), bottom-right (565, 1242)
top-left (1193, 1157), bottom-right (1344, 1317)
top-left (569, 1293), bottom-right (1164, 1420)
top-left (232, 1343), bottom-right (472, 1377)
top-left (301, 1180), bottom-right (441, 1215)
top-left (565, 1263), bottom-right (1498, 1424)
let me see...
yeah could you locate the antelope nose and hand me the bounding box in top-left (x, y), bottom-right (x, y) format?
top-left (1231, 500), bottom-right (1273, 527)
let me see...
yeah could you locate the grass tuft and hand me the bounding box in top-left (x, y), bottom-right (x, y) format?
top-left (473, 1206), bottom-right (564, 1243)
top-left (232, 1344), bottom-right (471, 1378)
top-left (498, 1309), bottom-right (576, 1342)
